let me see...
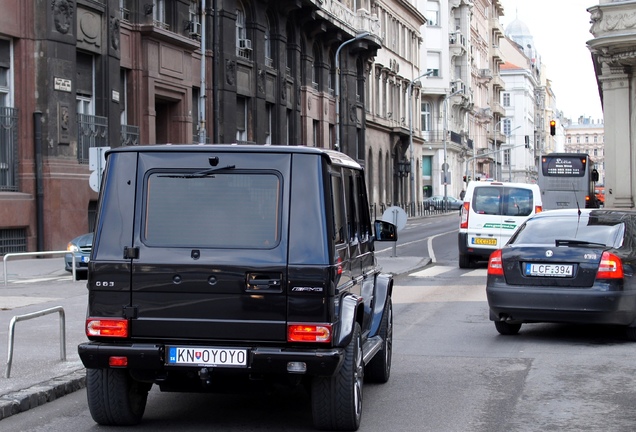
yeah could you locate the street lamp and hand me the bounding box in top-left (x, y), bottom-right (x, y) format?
top-left (443, 88), bottom-right (464, 206)
top-left (335, 32), bottom-right (370, 153)
top-left (408, 69), bottom-right (435, 214)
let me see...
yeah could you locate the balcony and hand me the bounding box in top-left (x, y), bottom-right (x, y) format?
top-left (77, 114), bottom-right (108, 164)
top-left (121, 124), bottom-right (140, 146)
top-left (450, 33), bottom-right (467, 57)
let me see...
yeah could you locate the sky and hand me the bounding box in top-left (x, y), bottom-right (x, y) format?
top-left (499, 0), bottom-right (603, 121)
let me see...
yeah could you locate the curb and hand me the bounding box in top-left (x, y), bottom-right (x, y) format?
top-left (0, 369), bottom-right (85, 421)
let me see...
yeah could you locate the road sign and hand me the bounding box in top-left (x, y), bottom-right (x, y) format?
top-left (382, 206), bottom-right (407, 231)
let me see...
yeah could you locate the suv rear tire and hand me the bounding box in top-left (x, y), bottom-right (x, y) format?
top-left (86, 368), bottom-right (150, 425)
top-left (365, 300), bottom-right (392, 383)
top-left (311, 323), bottom-right (363, 431)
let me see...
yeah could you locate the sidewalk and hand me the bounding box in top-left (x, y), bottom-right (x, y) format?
top-left (0, 247), bottom-right (431, 421)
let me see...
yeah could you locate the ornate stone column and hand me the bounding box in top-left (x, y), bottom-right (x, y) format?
top-left (588, 1), bottom-right (636, 208)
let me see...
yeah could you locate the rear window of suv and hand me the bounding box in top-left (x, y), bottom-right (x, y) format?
top-left (144, 172), bottom-right (281, 248)
top-left (473, 186), bottom-right (534, 216)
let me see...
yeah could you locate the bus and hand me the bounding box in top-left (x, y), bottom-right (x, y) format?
top-left (538, 153), bottom-right (601, 210)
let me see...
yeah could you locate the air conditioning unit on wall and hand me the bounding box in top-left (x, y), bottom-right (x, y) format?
top-left (189, 21), bottom-right (201, 37)
top-left (239, 39), bottom-right (252, 50)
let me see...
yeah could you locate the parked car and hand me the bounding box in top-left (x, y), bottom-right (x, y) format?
top-left (65, 232), bottom-right (93, 274)
top-left (486, 208), bottom-right (636, 340)
top-left (78, 145), bottom-right (397, 430)
top-left (458, 181), bottom-right (542, 268)
top-left (423, 195), bottom-right (463, 210)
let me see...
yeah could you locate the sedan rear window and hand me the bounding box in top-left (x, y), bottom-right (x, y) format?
top-left (143, 172), bottom-right (281, 248)
top-left (511, 215), bottom-right (624, 248)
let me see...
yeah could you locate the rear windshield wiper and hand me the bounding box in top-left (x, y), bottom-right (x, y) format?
top-left (555, 239), bottom-right (607, 248)
top-left (157, 165), bottom-right (236, 179)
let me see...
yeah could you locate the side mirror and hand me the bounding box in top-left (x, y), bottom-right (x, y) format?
top-left (591, 169), bottom-right (599, 182)
top-left (374, 220), bottom-right (398, 242)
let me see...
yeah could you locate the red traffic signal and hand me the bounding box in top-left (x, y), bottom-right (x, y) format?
top-left (549, 120), bottom-right (556, 136)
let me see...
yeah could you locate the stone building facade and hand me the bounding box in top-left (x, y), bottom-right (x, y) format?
top-left (0, 0), bottom-right (424, 253)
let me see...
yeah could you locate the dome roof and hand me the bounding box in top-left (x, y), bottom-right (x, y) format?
top-left (505, 18), bottom-right (532, 39)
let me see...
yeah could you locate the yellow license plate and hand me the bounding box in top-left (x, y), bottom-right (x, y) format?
top-left (473, 237), bottom-right (497, 246)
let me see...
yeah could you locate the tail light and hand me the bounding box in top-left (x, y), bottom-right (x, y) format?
top-left (535, 205), bottom-right (543, 213)
top-left (86, 318), bottom-right (129, 338)
top-left (288, 323), bottom-right (332, 343)
top-left (460, 202), bottom-right (469, 229)
top-left (487, 250), bottom-right (504, 276)
top-left (596, 251), bottom-right (624, 279)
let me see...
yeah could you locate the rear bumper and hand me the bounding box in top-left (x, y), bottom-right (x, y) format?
top-left (487, 282), bottom-right (636, 325)
top-left (78, 342), bottom-right (344, 377)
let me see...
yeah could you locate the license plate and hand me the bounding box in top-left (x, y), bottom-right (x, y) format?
top-left (525, 263), bottom-right (573, 277)
top-left (166, 346), bottom-right (248, 367)
top-left (472, 237), bottom-right (497, 246)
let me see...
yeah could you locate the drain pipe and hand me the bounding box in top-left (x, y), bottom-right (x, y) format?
top-left (33, 111), bottom-right (44, 252)
top-left (198, 0), bottom-right (206, 144)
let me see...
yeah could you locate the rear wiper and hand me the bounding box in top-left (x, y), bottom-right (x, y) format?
top-left (158, 165), bottom-right (236, 178)
top-left (555, 239), bottom-right (606, 248)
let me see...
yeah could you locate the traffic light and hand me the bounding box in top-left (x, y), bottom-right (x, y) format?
top-left (550, 120), bottom-right (556, 136)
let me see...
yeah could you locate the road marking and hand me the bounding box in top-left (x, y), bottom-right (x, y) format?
top-left (461, 269), bottom-right (487, 277)
top-left (0, 296), bottom-right (60, 309)
top-left (410, 266), bottom-right (455, 277)
top-left (10, 276), bottom-right (71, 284)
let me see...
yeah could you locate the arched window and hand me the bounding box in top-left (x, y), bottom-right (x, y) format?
top-left (265, 15), bottom-right (273, 68)
top-left (236, 2), bottom-right (251, 59)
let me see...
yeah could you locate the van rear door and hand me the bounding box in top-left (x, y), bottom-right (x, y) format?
top-left (129, 150), bottom-right (291, 343)
top-left (468, 184), bottom-right (537, 250)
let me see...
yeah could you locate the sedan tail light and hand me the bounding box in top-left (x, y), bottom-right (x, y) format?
top-left (596, 251), bottom-right (624, 279)
top-left (487, 250), bottom-right (504, 276)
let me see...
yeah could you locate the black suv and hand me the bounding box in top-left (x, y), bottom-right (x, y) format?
top-left (78, 145), bottom-right (397, 430)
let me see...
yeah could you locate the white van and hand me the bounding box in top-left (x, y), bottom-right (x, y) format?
top-left (458, 181), bottom-right (542, 268)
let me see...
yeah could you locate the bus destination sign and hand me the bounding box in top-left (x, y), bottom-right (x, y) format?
top-left (542, 157), bottom-right (585, 177)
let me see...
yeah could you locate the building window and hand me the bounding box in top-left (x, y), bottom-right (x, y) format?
top-left (426, 2), bottom-right (439, 27)
top-left (265, 103), bottom-right (272, 145)
top-left (421, 101), bottom-right (431, 131)
top-left (76, 52), bottom-right (94, 115)
top-left (504, 149), bottom-right (510, 166)
top-left (236, 97), bottom-right (247, 142)
top-left (236, 3), bottom-right (251, 59)
top-left (192, 87), bottom-right (200, 142)
top-left (0, 39), bottom-right (11, 107)
top-left (265, 16), bottom-right (273, 68)
top-left (313, 120), bottom-right (319, 147)
top-left (286, 109), bottom-right (291, 145)
top-left (426, 51), bottom-right (440, 77)
top-left (0, 38), bottom-right (17, 192)
top-left (328, 51), bottom-right (335, 96)
top-left (312, 44), bottom-right (321, 90)
top-left (153, 0), bottom-right (168, 29)
top-left (503, 92), bottom-right (510, 107)
top-left (503, 118), bottom-right (511, 135)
